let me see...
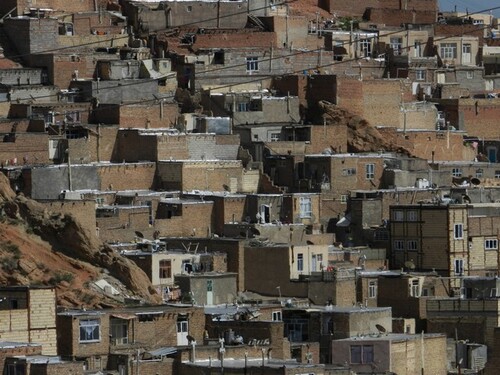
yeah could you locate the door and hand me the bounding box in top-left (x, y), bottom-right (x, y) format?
top-left (462, 43), bottom-right (471, 64)
top-left (177, 318), bottom-right (189, 345)
top-left (311, 254), bottom-right (317, 272)
top-left (487, 147), bottom-right (497, 163)
top-left (206, 280), bottom-right (213, 305)
top-left (260, 204), bottom-right (270, 223)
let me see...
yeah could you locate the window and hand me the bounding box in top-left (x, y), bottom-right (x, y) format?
top-left (159, 260), bottom-right (171, 279)
top-left (440, 43), bottom-right (457, 59)
top-left (342, 168), bottom-right (356, 176)
top-left (360, 39), bottom-right (371, 57)
top-left (390, 37), bottom-right (403, 55)
top-left (270, 132), bottom-right (281, 142)
top-left (368, 281), bottom-right (377, 299)
top-left (394, 240), bottom-right (404, 251)
top-left (79, 319), bottom-right (100, 342)
top-left (365, 163), bottom-right (375, 179)
top-left (452, 168), bottom-right (462, 177)
top-left (476, 169), bottom-right (483, 178)
top-left (485, 239), bottom-right (498, 250)
top-left (407, 240), bottom-right (418, 251)
top-left (495, 170), bottom-right (500, 179)
top-left (415, 69), bottom-right (426, 81)
top-left (374, 229), bottom-right (389, 241)
top-left (466, 71), bottom-right (474, 79)
top-left (410, 279), bottom-right (420, 297)
top-left (110, 319), bottom-right (128, 345)
top-left (186, 5), bottom-right (192, 11)
top-left (207, 280), bottom-right (213, 292)
top-left (237, 102), bottom-right (249, 112)
top-left (393, 210), bottom-right (404, 221)
top-left (407, 210), bottom-right (418, 221)
top-left (414, 40), bottom-right (423, 57)
top-left (246, 57), bottom-right (259, 72)
top-left (340, 194), bottom-right (348, 204)
top-left (454, 258), bottom-right (464, 275)
top-left (454, 224), bottom-right (464, 239)
top-left (299, 197), bottom-right (312, 218)
top-left (491, 288), bottom-right (498, 298)
top-left (272, 311), bottom-right (282, 321)
top-left (350, 345), bottom-right (374, 364)
top-left (297, 253), bottom-right (304, 272)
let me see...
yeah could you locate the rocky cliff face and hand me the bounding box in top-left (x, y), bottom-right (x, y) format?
top-left (0, 173), bottom-right (160, 308)
top-left (317, 100), bottom-right (414, 156)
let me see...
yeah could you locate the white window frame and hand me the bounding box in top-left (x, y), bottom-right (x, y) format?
top-left (272, 311), bottom-right (282, 321)
top-left (485, 238), bottom-right (498, 250)
top-left (340, 194), bottom-right (348, 204)
top-left (368, 281), bottom-right (377, 299)
top-left (440, 43), bottom-right (457, 59)
top-left (407, 210), bottom-right (418, 221)
top-left (360, 38), bottom-right (372, 57)
top-left (299, 197), bottom-right (312, 219)
top-left (297, 253), bottom-right (304, 272)
top-left (79, 318), bottom-right (101, 343)
top-left (415, 69), bottom-right (426, 81)
top-left (246, 57), bottom-right (259, 72)
top-left (365, 163), bottom-right (375, 179)
top-left (269, 132), bottom-right (281, 142)
top-left (394, 240), bottom-right (405, 251)
top-left (407, 240), bottom-right (418, 251)
top-left (454, 258), bottom-right (464, 275)
top-left (454, 224), bottom-right (464, 239)
top-left (390, 37), bottom-right (403, 55)
top-left (410, 279), bottom-right (420, 297)
top-left (452, 168), bottom-right (462, 177)
top-left (393, 210), bottom-right (404, 221)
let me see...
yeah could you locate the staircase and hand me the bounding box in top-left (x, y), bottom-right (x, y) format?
top-left (247, 14), bottom-right (267, 31)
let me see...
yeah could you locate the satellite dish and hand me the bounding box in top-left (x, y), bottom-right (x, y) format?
top-left (470, 178), bottom-right (480, 186)
top-left (306, 240), bottom-right (314, 245)
top-left (375, 324), bottom-right (387, 333)
top-left (135, 231), bottom-right (144, 239)
top-left (404, 260), bottom-right (415, 271)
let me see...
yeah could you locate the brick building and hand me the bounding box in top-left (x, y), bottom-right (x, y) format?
top-left (114, 131), bottom-right (239, 163)
top-left (389, 203), bottom-right (500, 279)
top-left (331, 333), bottom-right (447, 374)
top-left (319, 0), bottom-right (437, 19)
top-left (92, 102), bottom-right (179, 129)
top-left (156, 160), bottom-right (243, 192)
top-left (283, 304), bottom-right (392, 364)
top-left (0, 287), bottom-right (57, 355)
top-left (57, 305), bottom-right (205, 373)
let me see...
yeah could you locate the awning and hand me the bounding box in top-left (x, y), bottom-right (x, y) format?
top-left (110, 313), bottom-right (136, 320)
top-left (142, 347), bottom-right (177, 360)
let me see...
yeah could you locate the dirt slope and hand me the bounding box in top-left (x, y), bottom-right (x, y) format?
top-left (0, 173), bottom-right (160, 308)
top-left (317, 100), bottom-right (414, 156)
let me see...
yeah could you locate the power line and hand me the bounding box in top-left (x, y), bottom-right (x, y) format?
top-left (0, 4), bottom-right (497, 113)
top-left (0, 0), bottom-right (298, 61)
